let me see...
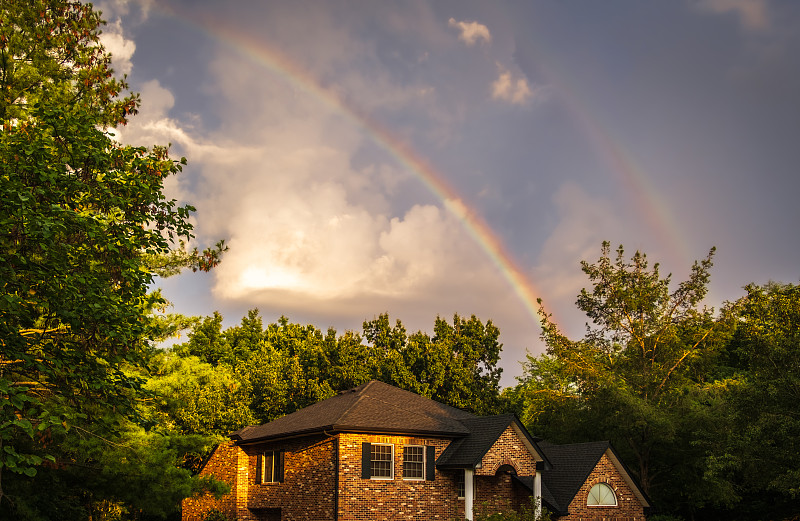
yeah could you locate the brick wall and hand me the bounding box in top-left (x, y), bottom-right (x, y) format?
top-left (472, 425), bottom-right (539, 516)
top-left (338, 433), bottom-right (461, 521)
top-left (243, 434), bottom-right (337, 521)
top-left (474, 474), bottom-right (515, 515)
top-left (182, 442), bottom-right (241, 521)
top-left (476, 425), bottom-right (538, 477)
top-left (557, 453), bottom-right (646, 521)
top-left (182, 427), bottom-right (544, 521)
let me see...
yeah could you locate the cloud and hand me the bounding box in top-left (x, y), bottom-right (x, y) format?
top-left (534, 182), bottom-right (621, 302)
top-left (694, 0), bottom-right (770, 31)
top-left (142, 50), bottom-right (506, 318)
top-left (448, 18), bottom-right (492, 46)
top-left (95, 0), bottom-right (155, 22)
top-left (98, 19), bottom-right (136, 75)
top-left (491, 64), bottom-right (540, 105)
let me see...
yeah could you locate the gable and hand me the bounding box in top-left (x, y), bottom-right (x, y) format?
top-left (437, 415), bottom-right (547, 473)
top-left (537, 441), bottom-right (650, 516)
top-left (475, 424), bottom-right (540, 476)
top-left (562, 452), bottom-right (648, 519)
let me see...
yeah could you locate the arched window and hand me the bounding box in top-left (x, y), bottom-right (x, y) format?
top-left (587, 483), bottom-right (617, 506)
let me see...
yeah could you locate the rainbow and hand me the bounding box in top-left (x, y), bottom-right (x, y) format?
top-left (151, 6), bottom-right (550, 327)
top-left (513, 37), bottom-right (690, 267)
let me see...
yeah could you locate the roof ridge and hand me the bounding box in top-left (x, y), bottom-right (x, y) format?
top-left (350, 388), bottom-right (468, 431)
top-left (334, 384), bottom-right (371, 424)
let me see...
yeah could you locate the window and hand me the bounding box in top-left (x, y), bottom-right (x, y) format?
top-left (370, 443), bottom-right (394, 479)
top-left (403, 445), bottom-right (424, 479)
top-left (456, 470), bottom-right (465, 499)
top-left (255, 450), bottom-right (284, 484)
top-left (587, 482), bottom-right (617, 506)
top-left (361, 442), bottom-right (434, 480)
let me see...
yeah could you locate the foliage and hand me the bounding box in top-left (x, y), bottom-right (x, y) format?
top-left (364, 313), bottom-right (504, 415)
top-left (202, 510), bottom-right (232, 521)
top-left (3, 422), bottom-right (227, 520)
top-left (144, 239), bottom-right (228, 278)
top-left (515, 243), bottom-right (733, 513)
top-left (143, 350), bottom-right (256, 439)
top-left (0, 0), bottom-right (225, 517)
top-left (168, 310), bottom-right (506, 433)
top-left (700, 283), bottom-right (800, 519)
top-left (473, 497), bottom-right (552, 521)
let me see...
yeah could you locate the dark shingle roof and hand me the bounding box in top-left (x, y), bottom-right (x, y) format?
top-left (537, 441), bottom-right (610, 514)
top-left (231, 380), bottom-right (474, 443)
top-left (436, 415), bottom-right (517, 468)
top-left (531, 440), bottom-right (652, 514)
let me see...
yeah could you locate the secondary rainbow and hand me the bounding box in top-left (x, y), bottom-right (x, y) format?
top-left (514, 34), bottom-right (690, 267)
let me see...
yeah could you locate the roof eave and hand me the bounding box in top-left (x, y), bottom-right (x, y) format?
top-left (510, 417), bottom-right (553, 470)
top-left (232, 424), bottom-right (468, 445)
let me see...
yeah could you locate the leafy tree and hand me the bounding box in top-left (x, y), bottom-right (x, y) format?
top-left (702, 283), bottom-right (800, 519)
top-left (516, 243), bottom-right (730, 510)
top-left (360, 313), bottom-right (504, 414)
top-left (0, 0), bottom-right (224, 516)
top-left (143, 351), bottom-right (256, 438)
top-left (172, 310), bottom-right (506, 430)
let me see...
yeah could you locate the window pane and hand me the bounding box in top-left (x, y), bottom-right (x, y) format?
top-left (371, 444), bottom-right (393, 478)
top-left (588, 483), bottom-right (616, 505)
top-left (456, 470), bottom-right (465, 499)
top-left (403, 446), bottom-right (424, 479)
top-left (263, 451), bottom-right (274, 482)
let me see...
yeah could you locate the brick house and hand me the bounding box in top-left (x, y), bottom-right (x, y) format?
top-left (182, 381), bottom-right (649, 521)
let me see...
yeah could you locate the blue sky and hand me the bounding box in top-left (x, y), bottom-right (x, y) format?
top-left (99, 0), bottom-right (800, 385)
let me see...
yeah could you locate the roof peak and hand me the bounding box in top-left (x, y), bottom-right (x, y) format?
top-left (232, 380), bottom-right (474, 443)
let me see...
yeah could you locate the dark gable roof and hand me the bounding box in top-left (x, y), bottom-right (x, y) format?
top-left (530, 440), bottom-right (651, 514)
top-left (436, 415), bottom-right (515, 468)
top-left (231, 380), bottom-right (474, 443)
top-left (535, 441), bottom-right (610, 515)
top-left (436, 415), bottom-right (549, 470)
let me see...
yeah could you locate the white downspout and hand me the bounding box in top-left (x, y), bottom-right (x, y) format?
top-left (534, 471), bottom-right (542, 519)
top-left (465, 468), bottom-right (475, 521)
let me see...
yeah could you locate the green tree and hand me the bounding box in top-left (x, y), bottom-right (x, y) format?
top-left (363, 313), bottom-right (503, 415)
top-left (702, 283), bottom-right (800, 519)
top-left (516, 243), bottom-right (729, 510)
top-left (144, 350), bottom-right (256, 438)
top-left (0, 0), bottom-right (223, 516)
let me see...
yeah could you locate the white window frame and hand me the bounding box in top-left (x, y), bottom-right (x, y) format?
top-left (370, 443), bottom-right (394, 480)
top-left (587, 482), bottom-right (617, 506)
top-left (402, 445), bottom-right (425, 480)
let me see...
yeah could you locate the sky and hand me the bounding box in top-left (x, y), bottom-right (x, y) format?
top-left (98, 0), bottom-right (800, 386)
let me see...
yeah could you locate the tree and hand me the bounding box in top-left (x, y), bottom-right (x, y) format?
top-left (0, 0), bottom-right (221, 515)
top-left (171, 310), bottom-right (507, 429)
top-left (701, 283), bottom-right (800, 520)
top-left (363, 313), bottom-right (504, 415)
top-left (516, 243), bottom-right (729, 510)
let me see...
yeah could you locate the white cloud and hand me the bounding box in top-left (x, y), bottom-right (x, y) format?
top-left (694, 0), bottom-right (770, 31)
top-left (448, 18), bottom-right (492, 46)
top-left (98, 19), bottom-right (136, 76)
top-left (95, 0), bottom-right (155, 23)
top-left (491, 64), bottom-right (541, 105)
